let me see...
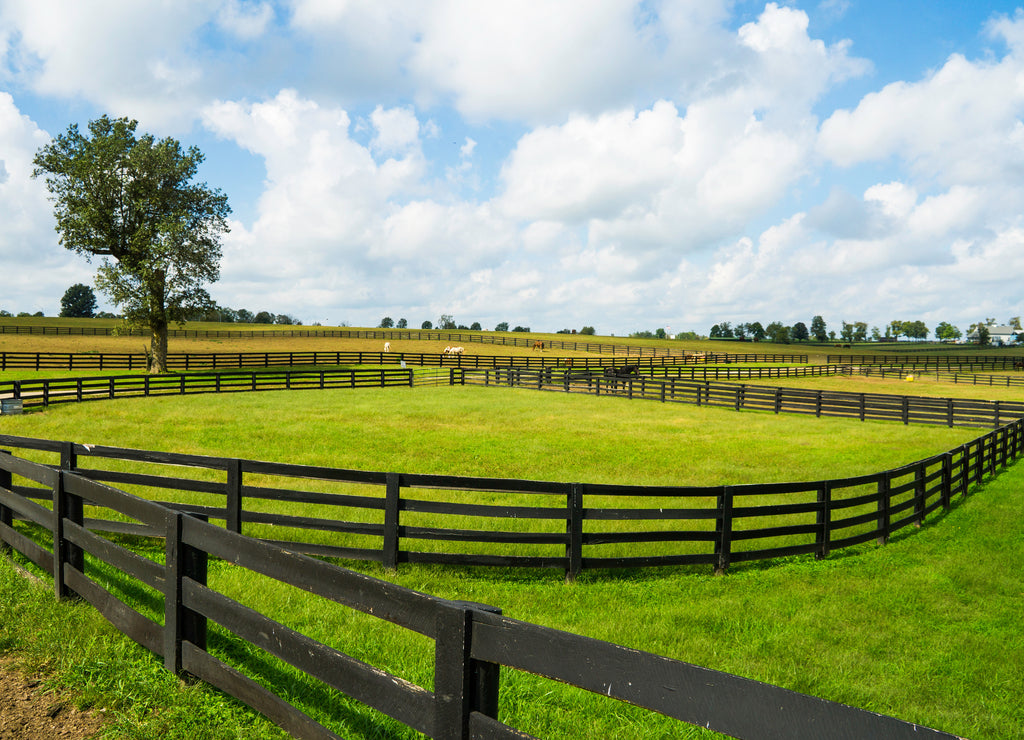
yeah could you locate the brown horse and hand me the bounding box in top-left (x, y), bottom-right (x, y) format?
top-left (533, 340), bottom-right (544, 351)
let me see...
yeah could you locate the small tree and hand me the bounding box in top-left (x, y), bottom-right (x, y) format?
top-left (494, 321), bottom-right (509, 332)
top-left (747, 321), bottom-right (766, 342)
top-left (254, 311), bottom-right (274, 324)
top-left (791, 321), bottom-right (809, 342)
top-left (379, 316), bottom-right (394, 328)
top-left (903, 320), bottom-right (928, 340)
top-left (59, 283), bottom-right (98, 317)
top-left (396, 318), bottom-right (407, 329)
top-left (765, 321), bottom-right (789, 344)
top-left (935, 322), bottom-right (962, 342)
top-left (470, 321), bottom-right (482, 331)
top-left (421, 320), bottom-right (433, 330)
top-left (810, 315), bottom-right (828, 342)
top-left (33, 115), bottom-right (230, 373)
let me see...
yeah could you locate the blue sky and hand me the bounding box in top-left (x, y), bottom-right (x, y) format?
top-left (3, 1), bottom-right (1024, 337)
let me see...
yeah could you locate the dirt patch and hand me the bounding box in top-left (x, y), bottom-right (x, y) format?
top-left (0, 657), bottom-right (110, 739)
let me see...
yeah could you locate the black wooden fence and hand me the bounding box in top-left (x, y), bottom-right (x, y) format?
top-left (854, 365), bottom-right (1024, 387)
top-left (1, 401), bottom-right (1018, 579)
top-left (0, 445), bottom-right (964, 739)
top-left (0, 349), bottom-right (803, 372)
top-left (828, 353), bottom-right (1023, 369)
top-left (457, 368), bottom-right (1024, 429)
top-left (0, 323), bottom-right (811, 361)
top-left (0, 367), bottom-right (417, 411)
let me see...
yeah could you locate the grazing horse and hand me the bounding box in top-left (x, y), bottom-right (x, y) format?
top-left (533, 340), bottom-right (544, 351)
top-left (603, 365), bottom-right (639, 379)
top-left (383, 342), bottom-right (391, 352)
top-left (1014, 359), bottom-right (1024, 371)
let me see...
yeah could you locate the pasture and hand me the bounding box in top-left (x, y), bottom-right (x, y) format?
top-left (0, 326), bottom-right (1022, 738)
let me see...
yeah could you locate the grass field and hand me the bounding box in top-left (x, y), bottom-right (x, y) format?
top-left (1, 326), bottom-right (1022, 738)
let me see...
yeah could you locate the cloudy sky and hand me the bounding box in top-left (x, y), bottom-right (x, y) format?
top-left (2, 1), bottom-right (1023, 337)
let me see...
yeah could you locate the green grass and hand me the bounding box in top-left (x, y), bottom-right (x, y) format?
top-left (0, 384), bottom-right (976, 484)
top-left (0, 384), bottom-right (1021, 738)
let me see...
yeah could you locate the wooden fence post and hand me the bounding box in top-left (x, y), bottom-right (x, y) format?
top-left (913, 462), bottom-right (926, 527)
top-left (164, 511), bottom-right (208, 677)
top-left (433, 601), bottom-right (503, 740)
top-left (383, 472), bottom-right (401, 571)
top-left (876, 472), bottom-right (891, 545)
top-left (0, 452), bottom-right (11, 555)
top-left (714, 487), bottom-right (733, 575)
top-left (815, 483), bottom-right (831, 559)
top-left (566, 483), bottom-right (583, 582)
top-left (940, 452), bottom-right (953, 511)
top-left (225, 459), bottom-right (243, 534)
top-left (54, 443), bottom-right (84, 601)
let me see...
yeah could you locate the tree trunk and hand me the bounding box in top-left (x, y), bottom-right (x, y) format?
top-left (150, 322), bottom-right (168, 374)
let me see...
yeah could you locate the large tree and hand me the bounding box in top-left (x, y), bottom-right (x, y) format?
top-left (33, 115), bottom-right (230, 373)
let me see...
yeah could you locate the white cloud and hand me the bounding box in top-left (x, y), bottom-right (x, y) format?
top-left (217, 0), bottom-right (273, 39)
top-left (0, 93), bottom-right (98, 312)
top-left (202, 89), bottom-right (516, 319)
top-left (370, 105), bottom-right (422, 156)
top-left (818, 42), bottom-right (1024, 185)
top-left (0, 0), bottom-right (216, 129)
top-left (409, 0), bottom-right (653, 122)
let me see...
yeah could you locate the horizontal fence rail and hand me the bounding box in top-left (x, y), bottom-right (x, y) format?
top-left (0, 368), bottom-right (417, 410)
top-left (0, 323), bottom-right (811, 360)
top-left (855, 365), bottom-right (1024, 387)
top-left (455, 368), bottom-right (1024, 430)
top-left (0, 446), bottom-right (964, 739)
top-left (0, 348), bottom-right (804, 372)
top-left (829, 353), bottom-right (1024, 369)
top-left (1, 407), bottom-right (1018, 580)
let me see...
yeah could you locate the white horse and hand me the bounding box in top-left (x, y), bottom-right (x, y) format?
top-left (451, 346), bottom-right (464, 354)
top-left (383, 342), bottom-right (391, 352)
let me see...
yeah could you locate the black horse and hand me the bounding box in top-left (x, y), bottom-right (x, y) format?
top-left (604, 365), bottom-right (639, 378)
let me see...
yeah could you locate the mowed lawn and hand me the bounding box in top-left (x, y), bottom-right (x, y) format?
top-left (2, 381), bottom-right (1021, 738)
top-left (0, 382), bottom-right (979, 485)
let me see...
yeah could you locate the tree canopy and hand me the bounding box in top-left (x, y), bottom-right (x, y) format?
top-left (59, 283), bottom-right (97, 318)
top-left (33, 115), bottom-right (230, 372)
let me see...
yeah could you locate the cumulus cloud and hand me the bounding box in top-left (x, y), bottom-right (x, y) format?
top-left (818, 40), bottom-right (1024, 185)
top-left (201, 89), bottom-right (517, 318)
top-left (0, 0), bottom-right (218, 129)
top-left (409, 0), bottom-right (653, 122)
top-left (0, 93), bottom-right (97, 312)
top-left (2, 2), bottom-right (1023, 333)
top-left (216, 0), bottom-right (274, 40)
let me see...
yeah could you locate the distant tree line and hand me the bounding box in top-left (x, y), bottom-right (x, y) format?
top-left (706, 316), bottom-right (986, 344)
top-left (380, 315), bottom-right (596, 335)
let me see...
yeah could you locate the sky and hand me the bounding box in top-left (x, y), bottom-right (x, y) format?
top-left (2, 0), bottom-right (1024, 338)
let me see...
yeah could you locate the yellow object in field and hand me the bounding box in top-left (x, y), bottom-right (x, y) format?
top-left (905, 374), bottom-right (914, 381)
